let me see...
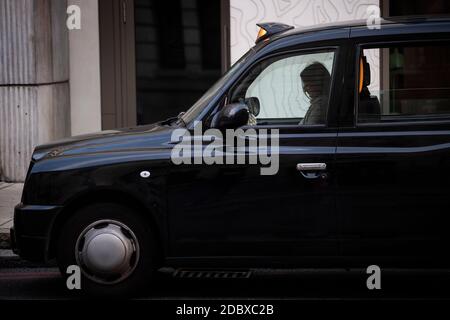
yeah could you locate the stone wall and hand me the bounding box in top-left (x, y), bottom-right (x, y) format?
top-left (0, 0), bottom-right (70, 182)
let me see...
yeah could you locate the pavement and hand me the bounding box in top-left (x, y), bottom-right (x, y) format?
top-left (0, 182), bottom-right (23, 249)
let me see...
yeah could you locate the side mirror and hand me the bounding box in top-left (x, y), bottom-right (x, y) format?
top-left (211, 102), bottom-right (249, 129)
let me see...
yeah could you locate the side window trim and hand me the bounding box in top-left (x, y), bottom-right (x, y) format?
top-left (355, 39), bottom-right (450, 128)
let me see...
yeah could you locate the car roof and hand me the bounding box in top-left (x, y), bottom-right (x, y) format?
top-left (268, 16), bottom-right (450, 43)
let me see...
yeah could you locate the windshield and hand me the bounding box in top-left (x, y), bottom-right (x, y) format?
top-left (181, 50), bottom-right (253, 125)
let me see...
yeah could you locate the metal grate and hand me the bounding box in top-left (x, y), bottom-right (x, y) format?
top-left (173, 269), bottom-right (252, 279)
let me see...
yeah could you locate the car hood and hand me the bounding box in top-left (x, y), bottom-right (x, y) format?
top-left (33, 122), bottom-right (176, 161)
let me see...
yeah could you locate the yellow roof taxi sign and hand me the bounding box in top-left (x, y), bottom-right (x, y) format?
top-left (255, 22), bottom-right (294, 44)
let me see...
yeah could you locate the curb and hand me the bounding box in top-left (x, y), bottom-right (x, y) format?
top-left (0, 229), bottom-right (10, 249)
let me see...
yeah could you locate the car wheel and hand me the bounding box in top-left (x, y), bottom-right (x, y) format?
top-left (57, 202), bottom-right (159, 297)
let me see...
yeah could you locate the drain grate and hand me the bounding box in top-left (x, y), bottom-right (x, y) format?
top-left (173, 269), bottom-right (252, 279)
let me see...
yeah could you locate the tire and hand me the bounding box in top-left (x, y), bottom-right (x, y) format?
top-left (57, 202), bottom-right (159, 297)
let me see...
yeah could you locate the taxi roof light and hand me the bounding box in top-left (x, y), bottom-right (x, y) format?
top-left (257, 27), bottom-right (268, 40)
top-left (255, 22), bottom-right (294, 44)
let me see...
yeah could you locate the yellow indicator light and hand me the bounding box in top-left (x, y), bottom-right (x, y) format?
top-left (359, 57), bottom-right (364, 93)
top-left (256, 27), bottom-right (268, 42)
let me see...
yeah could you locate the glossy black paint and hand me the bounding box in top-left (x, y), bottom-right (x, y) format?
top-left (210, 102), bottom-right (249, 129)
top-left (336, 124), bottom-right (450, 268)
top-left (166, 126), bottom-right (338, 262)
top-left (12, 19), bottom-right (450, 269)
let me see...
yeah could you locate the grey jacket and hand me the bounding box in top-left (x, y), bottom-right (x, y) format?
top-left (300, 96), bottom-right (327, 125)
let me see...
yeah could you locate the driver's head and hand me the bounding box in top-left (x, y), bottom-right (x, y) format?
top-left (300, 62), bottom-right (331, 99)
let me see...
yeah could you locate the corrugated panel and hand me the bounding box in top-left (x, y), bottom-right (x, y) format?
top-left (0, 0), bottom-right (71, 181)
top-left (0, 0), bottom-right (36, 85)
top-left (0, 87), bottom-right (38, 182)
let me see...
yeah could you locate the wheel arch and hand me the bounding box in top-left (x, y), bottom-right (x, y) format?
top-left (47, 188), bottom-right (164, 261)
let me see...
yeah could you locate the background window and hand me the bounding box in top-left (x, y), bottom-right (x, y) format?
top-left (358, 43), bottom-right (450, 123)
top-left (388, 0), bottom-right (450, 17)
top-left (231, 51), bottom-right (335, 125)
top-left (134, 0), bottom-right (222, 125)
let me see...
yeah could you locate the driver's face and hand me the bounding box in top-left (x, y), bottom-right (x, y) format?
top-left (302, 83), bottom-right (311, 96)
top-left (302, 80), bottom-right (321, 99)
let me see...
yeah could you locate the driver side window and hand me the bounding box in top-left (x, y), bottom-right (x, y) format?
top-left (230, 50), bottom-right (336, 126)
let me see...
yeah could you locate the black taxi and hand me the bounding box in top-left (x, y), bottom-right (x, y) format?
top-left (11, 18), bottom-right (450, 295)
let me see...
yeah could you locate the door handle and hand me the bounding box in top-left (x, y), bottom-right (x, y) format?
top-left (296, 163), bottom-right (327, 171)
top-left (296, 163), bottom-right (327, 179)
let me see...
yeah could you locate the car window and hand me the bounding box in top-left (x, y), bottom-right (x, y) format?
top-left (358, 42), bottom-right (450, 124)
top-left (230, 50), bottom-right (336, 126)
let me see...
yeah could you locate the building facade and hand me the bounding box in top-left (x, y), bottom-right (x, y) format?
top-left (1, 0), bottom-right (449, 181)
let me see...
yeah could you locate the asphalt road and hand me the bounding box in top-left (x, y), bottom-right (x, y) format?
top-left (2, 251), bottom-right (450, 300)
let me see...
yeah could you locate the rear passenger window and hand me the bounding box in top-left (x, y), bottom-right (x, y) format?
top-left (358, 43), bottom-right (450, 123)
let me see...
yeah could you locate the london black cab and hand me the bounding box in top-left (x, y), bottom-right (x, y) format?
top-left (11, 18), bottom-right (450, 296)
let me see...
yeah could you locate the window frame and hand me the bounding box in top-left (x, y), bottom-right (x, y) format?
top-left (355, 39), bottom-right (450, 127)
top-left (224, 46), bottom-right (341, 129)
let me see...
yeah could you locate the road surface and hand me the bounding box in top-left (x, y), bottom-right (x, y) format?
top-left (1, 251), bottom-right (450, 300)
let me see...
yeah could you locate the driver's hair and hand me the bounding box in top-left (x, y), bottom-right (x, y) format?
top-left (300, 62), bottom-right (331, 98)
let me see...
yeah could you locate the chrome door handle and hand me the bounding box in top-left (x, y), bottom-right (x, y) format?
top-left (296, 163), bottom-right (327, 180)
top-left (296, 163), bottom-right (327, 171)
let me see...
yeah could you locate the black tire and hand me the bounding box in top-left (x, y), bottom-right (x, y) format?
top-left (57, 202), bottom-right (159, 297)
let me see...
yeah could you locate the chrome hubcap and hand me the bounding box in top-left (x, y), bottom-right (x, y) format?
top-left (75, 220), bottom-right (140, 285)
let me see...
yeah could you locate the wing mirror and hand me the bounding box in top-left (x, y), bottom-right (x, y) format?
top-left (211, 102), bottom-right (249, 130)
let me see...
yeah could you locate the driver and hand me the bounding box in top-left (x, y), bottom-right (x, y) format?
top-left (300, 62), bottom-right (331, 125)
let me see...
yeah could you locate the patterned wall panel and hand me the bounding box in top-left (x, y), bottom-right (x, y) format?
top-left (230, 0), bottom-right (379, 63)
